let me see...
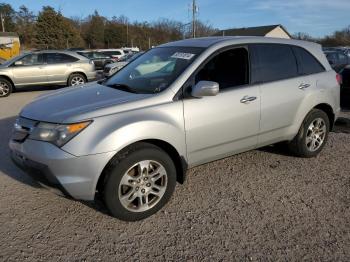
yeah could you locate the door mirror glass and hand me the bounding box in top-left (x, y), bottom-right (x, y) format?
top-left (14, 61), bottom-right (23, 66)
top-left (191, 81), bottom-right (219, 98)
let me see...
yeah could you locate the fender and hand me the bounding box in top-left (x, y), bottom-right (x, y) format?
top-left (62, 101), bottom-right (187, 160)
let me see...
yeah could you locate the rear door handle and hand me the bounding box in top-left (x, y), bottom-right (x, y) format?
top-left (240, 96), bottom-right (257, 104)
top-left (299, 83), bottom-right (311, 89)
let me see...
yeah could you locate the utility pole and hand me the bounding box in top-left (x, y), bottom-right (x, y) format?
top-left (148, 37), bottom-right (151, 49)
top-left (126, 22), bottom-right (129, 46)
top-left (1, 13), bottom-right (5, 32)
top-left (192, 0), bottom-right (198, 38)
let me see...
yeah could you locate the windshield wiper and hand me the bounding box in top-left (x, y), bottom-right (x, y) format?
top-left (105, 83), bottom-right (138, 94)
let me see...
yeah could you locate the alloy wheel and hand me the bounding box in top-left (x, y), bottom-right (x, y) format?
top-left (71, 76), bottom-right (85, 86)
top-left (306, 118), bottom-right (327, 152)
top-left (118, 160), bottom-right (168, 212)
top-left (0, 81), bottom-right (10, 97)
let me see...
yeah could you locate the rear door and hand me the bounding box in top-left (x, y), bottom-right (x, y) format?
top-left (11, 53), bottom-right (47, 86)
top-left (44, 53), bottom-right (78, 84)
top-left (250, 44), bottom-right (307, 146)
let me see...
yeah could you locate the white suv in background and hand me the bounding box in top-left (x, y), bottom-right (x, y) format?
top-left (98, 49), bottom-right (126, 61)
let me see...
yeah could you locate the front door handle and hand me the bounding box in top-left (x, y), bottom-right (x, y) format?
top-left (240, 95), bottom-right (257, 104)
top-left (299, 83), bottom-right (311, 89)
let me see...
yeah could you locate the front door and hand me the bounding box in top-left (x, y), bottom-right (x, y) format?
top-left (183, 47), bottom-right (260, 166)
top-left (11, 53), bottom-right (47, 86)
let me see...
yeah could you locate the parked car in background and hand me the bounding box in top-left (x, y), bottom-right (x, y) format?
top-left (0, 50), bottom-right (96, 97)
top-left (324, 49), bottom-right (350, 108)
top-left (77, 51), bottom-right (114, 70)
top-left (103, 52), bottom-right (144, 78)
top-left (98, 49), bottom-right (125, 61)
top-left (9, 37), bottom-right (340, 221)
top-left (324, 50), bottom-right (349, 72)
top-left (122, 47), bottom-right (140, 54)
top-left (323, 47), bottom-right (350, 58)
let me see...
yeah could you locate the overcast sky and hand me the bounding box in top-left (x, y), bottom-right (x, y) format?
top-left (7, 0), bottom-right (350, 37)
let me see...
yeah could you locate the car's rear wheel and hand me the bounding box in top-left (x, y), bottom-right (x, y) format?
top-left (288, 109), bottom-right (330, 157)
top-left (103, 143), bottom-right (177, 221)
top-left (0, 77), bottom-right (13, 97)
top-left (68, 73), bottom-right (86, 86)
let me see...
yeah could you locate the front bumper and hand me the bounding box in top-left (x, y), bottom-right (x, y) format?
top-left (9, 139), bottom-right (115, 200)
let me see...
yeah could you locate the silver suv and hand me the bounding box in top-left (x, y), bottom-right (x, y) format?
top-left (9, 37), bottom-right (340, 221)
top-left (0, 50), bottom-right (96, 97)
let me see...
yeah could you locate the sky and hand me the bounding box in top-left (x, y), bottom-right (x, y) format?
top-left (7, 0), bottom-right (350, 37)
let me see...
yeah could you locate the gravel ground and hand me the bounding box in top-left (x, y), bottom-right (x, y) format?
top-left (0, 90), bottom-right (349, 261)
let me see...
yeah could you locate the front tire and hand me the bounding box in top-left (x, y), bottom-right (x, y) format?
top-left (68, 73), bottom-right (86, 86)
top-left (0, 77), bottom-right (13, 97)
top-left (288, 109), bottom-right (330, 157)
top-left (103, 143), bottom-right (177, 221)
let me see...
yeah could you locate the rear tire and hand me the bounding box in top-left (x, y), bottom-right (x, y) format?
top-left (288, 109), bottom-right (330, 158)
top-left (103, 143), bottom-right (177, 221)
top-left (68, 73), bottom-right (86, 86)
top-left (0, 77), bottom-right (13, 97)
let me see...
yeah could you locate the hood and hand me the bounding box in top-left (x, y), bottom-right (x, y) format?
top-left (20, 82), bottom-right (151, 123)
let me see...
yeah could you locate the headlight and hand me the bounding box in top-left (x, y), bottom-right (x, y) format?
top-left (29, 121), bottom-right (91, 147)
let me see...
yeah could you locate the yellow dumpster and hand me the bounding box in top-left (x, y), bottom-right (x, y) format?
top-left (0, 32), bottom-right (20, 61)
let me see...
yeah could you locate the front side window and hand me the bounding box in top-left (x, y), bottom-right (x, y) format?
top-left (104, 47), bottom-right (203, 94)
top-left (293, 46), bottom-right (325, 75)
top-left (195, 47), bottom-right (249, 90)
top-left (251, 44), bottom-right (298, 83)
top-left (17, 54), bottom-right (44, 66)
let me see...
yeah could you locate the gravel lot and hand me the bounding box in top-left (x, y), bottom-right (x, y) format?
top-left (0, 89), bottom-right (349, 261)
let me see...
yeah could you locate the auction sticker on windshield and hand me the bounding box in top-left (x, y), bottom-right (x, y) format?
top-left (171, 52), bottom-right (195, 60)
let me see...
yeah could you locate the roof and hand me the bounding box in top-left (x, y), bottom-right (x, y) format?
top-left (0, 32), bottom-right (18, 37)
top-left (213, 24), bottom-right (292, 38)
top-left (159, 36), bottom-right (310, 49)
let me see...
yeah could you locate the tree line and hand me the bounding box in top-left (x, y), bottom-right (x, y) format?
top-left (0, 3), bottom-right (218, 50)
top-left (1, 2), bottom-right (350, 51)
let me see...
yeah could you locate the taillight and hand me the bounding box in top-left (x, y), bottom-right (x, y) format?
top-left (336, 73), bottom-right (342, 85)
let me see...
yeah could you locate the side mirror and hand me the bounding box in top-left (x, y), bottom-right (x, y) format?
top-left (191, 81), bottom-right (219, 98)
top-left (14, 61), bottom-right (23, 66)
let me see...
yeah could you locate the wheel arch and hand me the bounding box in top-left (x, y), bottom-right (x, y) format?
top-left (313, 103), bottom-right (335, 131)
top-left (67, 71), bottom-right (87, 85)
top-left (95, 139), bottom-right (188, 197)
top-left (0, 75), bottom-right (15, 90)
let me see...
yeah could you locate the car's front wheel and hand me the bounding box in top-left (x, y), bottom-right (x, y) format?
top-left (0, 77), bottom-right (13, 97)
top-left (68, 73), bottom-right (86, 86)
top-left (288, 109), bottom-right (330, 157)
top-left (103, 143), bottom-right (177, 221)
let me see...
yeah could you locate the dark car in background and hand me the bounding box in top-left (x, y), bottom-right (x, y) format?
top-left (77, 51), bottom-right (114, 70)
top-left (324, 50), bottom-right (349, 72)
top-left (324, 48), bottom-right (350, 108)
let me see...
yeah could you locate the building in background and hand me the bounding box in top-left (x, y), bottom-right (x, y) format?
top-left (0, 32), bottom-right (20, 62)
top-left (214, 24), bottom-right (291, 39)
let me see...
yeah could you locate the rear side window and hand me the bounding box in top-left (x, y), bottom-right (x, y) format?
top-left (45, 53), bottom-right (79, 64)
top-left (250, 44), bottom-right (298, 83)
top-left (292, 47), bottom-right (325, 75)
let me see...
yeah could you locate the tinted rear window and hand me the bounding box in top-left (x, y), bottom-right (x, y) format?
top-left (251, 44), bottom-right (298, 83)
top-left (292, 47), bottom-right (325, 75)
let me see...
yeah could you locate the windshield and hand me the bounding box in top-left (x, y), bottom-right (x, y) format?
top-left (104, 47), bottom-right (203, 94)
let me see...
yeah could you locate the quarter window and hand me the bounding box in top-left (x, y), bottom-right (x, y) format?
top-left (292, 47), bottom-right (325, 75)
top-left (251, 44), bottom-right (298, 83)
top-left (195, 47), bottom-right (249, 90)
